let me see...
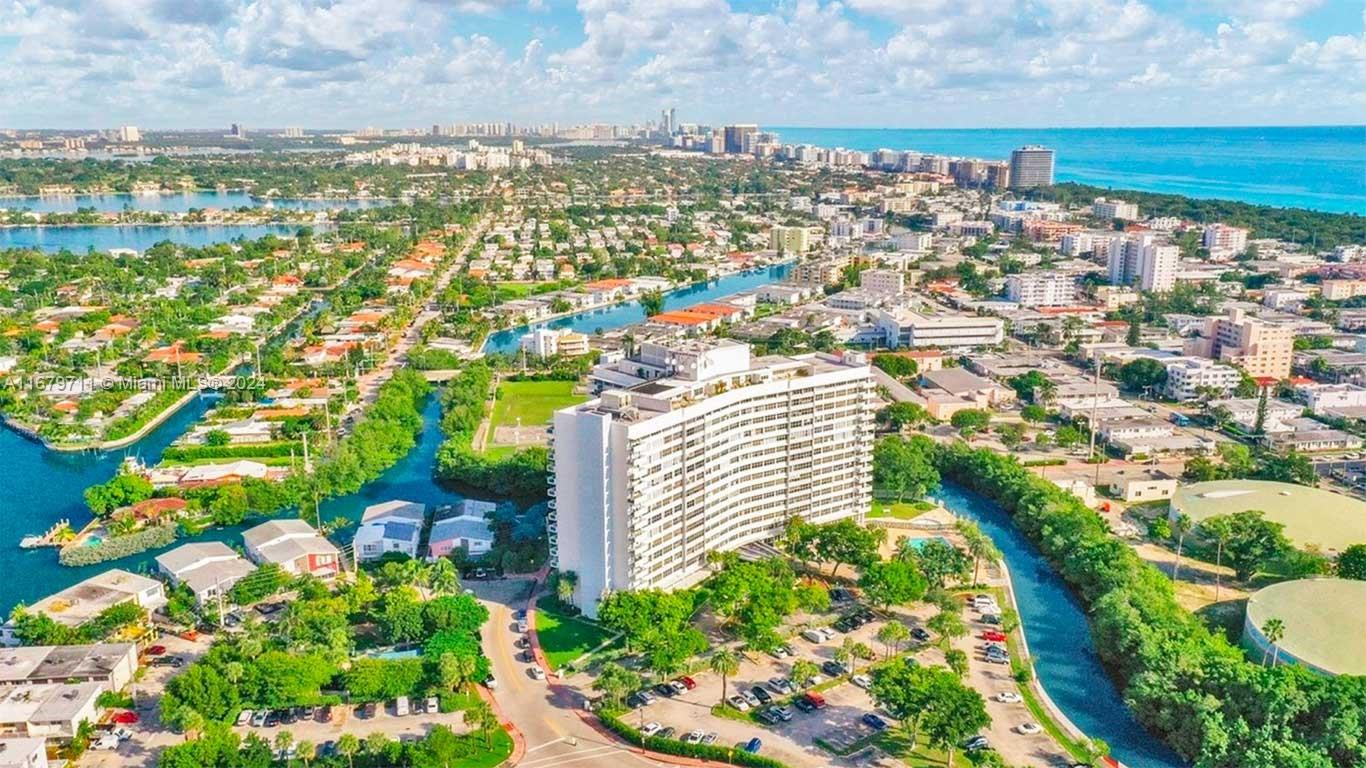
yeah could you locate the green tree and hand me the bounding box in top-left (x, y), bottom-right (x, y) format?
top-left (877, 401), bottom-right (931, 431)
top-left (945, 648), bottom-right (968, 678)
top-left (1260, 618), bottom-right (1285, 667)
top-left (859, 560), bottom-right (928, 609)
top-left (1170, 512), bottom-right (1193, 582)
top-left (876, 621), bottom-right (910, 660)
top-left (928, 610), bottom-right (968, 649)
top-left (1209, 510), bottom-right (1291, 581)
top-left (873, 354), bottom-right (918, 378)
top-left (791, 658), bottom-right (820, 688)
top-left (1020, 403), bottom-right (1048, 423)
top-left (336, 733), bottom-right (360, 768)
top-left (1117, 358), bottom-right (1168, 393)
top-left (592, 662), bottom-right (642, 708)
top-left (83, 472), bottom-right (154, 516)
top-left (1336, 544), bottom-right (1366, 580)
top-left (640, 289), bottom-right (665, 317)
top-left (873, 435), bottom-right (940, 502)
top-left (957, 520), bottom-right (1001, 586)
top-left (995, 422), bottom-right (1027, 450)
top-left (811, 519), bottom-right (886, 578)
top-left (950, 408), bottom-right (992, 437)
top-left (906, 538), bottom-right (971, 588)
top-left (378, 587), bottom-right (425, 644)
top-left (555, 570), bottom-right (579, 606)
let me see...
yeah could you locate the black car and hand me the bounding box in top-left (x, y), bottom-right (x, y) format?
top-left (151, 656), bottom-right (183, 668)
top-left (657, 727), bottom-right (676, 740)
top-left (654, 683), bottom-right (677, 697)
top-left (750, 686), bottom-right (772, 705)
top-left (822, 660), bottom-right (849, 677)
top-left (320, 741), bottom-right (336, 758)
top-left (514, 609), bottom-right (527, 621)
top-left (281, 709), bottom-right (298, 725)
top-left (793, 697), bottom-right (816, 713)
top-left (263, 711), bottom-right (281, 727)
top-left (626, 693), bottom-right (648, 708)
top-left (363, 702), bottom-right (379, 719)
top-left (755, 709), bottom-right (779, 725)
top-left (910, 627), bottom-right (931, 642)
top-left (832, 618), bottom-right (854, 633)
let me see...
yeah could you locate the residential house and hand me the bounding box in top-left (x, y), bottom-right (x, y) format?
top-left (242, 519), bottom-right (341, 579)
top-left (352, 500), bottom-right (426, 564)
top-left (154, 542), bottom-right (257, 606)
top-left (427, 500), bottom-right (496, 561)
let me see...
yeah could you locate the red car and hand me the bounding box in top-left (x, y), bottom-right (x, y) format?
top-left (981, 631), bottom-right (1007, 643)
top-left (677, 676), bottom-right (697, 690)
top-left (112, 711), bottom-right (140, 724)
top-left (143, 645), bottom-right (166, 656)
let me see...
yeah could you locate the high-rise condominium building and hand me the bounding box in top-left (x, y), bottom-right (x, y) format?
top-left (1004, 271), bottom-right (1076, 307)
top-left (1183, 307), bottom-right (1295, 379)
top-left (1202, 224), bottom-right (1249, 254)
top-left (550, 340), bottom-right (874, 616)
top-left (723, 124), bottom-right (758, 154)
top-left (115, 125), bottom-right (140, 143)
top-left (1008, 145), bottom-right (1055, 188)
top-left (1106, 234), bottom-right (1178, 293)
top-left (1092, 197), bottom-right (1139, 221)
top-left (769, 225), bottom-right (812, 253)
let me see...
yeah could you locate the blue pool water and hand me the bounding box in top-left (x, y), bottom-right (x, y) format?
top-left (937, 483), bottom-right (1186, 768)
top-left (481, 263), bottom-right (795, 355)
top-left (774, 125), bottom-right (1365, 214)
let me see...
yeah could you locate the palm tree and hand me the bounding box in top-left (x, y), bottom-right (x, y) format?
top-left (556, 570), bottom-right (579, 607)
top-left (465, 699), bottom-right (499, 748)
top-left (1170, 513), bottom-right (1193, 582)
top-left (709, 649), bottom-right (740, 707)
top-left (336, 733), bottom-right (360, 768)
top-left (876, 622), bottom-right (909, 660)
top-left (957, 521), bottom-right (1000, 586)
top-left (297, 739), bottom-right (315, 767)
top-left (839, 636), bottom-right (859, 673)
top-left (1201, 516), bottom-right (1235, 603)
top-left (1261, 618), bottom-right (1286, 667)
top-left (273, 730), bottom-right (294, 761)
top-left (429, 558), bottom-right (459, 595)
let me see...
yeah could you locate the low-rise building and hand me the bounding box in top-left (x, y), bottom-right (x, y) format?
top-left (154, 543), bottom-right (256, 607)
top-left (1107, 469), bottom-right (1178, 503)
top-left (1164, 358), bottom-right (1241, 400)
top-left (0, 682), bottom-right (102, 741)
top-left (0, 644), bottom-right (136, 693)
top-left (874, 306), bottom-right (1004, 349)
top-left (427, 500), bottom-right (497, 561)
top-left (353, 500), bottom-right (426, 564)
top-left (0, 736), bottom-right (49, 768)
top-left (917, 368), bottom-right (1016, 419)
top-left (242, 519), bottom-right (341, 579)
top-left (1, 572), bottom-right (164, 647)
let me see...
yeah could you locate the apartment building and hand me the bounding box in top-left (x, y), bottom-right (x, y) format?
top-left (859, 269), bottom-right (905, 296)
top-left (1164, 358), bottom-right (1242, 400)
top-left (1091, 198), bottom-right (1139, 221)
top-left (874, 306), bottom-right (1005, 349)
top-left (0, 571), bottom-right (165, 647)
top-left (769, 225), bottom-right (813, 254)
top-left (1320, 279), bottom-right (1366, 301)
top-left (1203, 224), bottom-right (1249, 254)
top-left (1008, 145), bottom-right (1054, 188)
top-left (0, 737), bottom-right (48, 768)
top-left (520, 328), bottom-right (591, 358)
top-left (1004, 272), bottom-right (1075, 307)
top-left (550, 340), bottom-right (874, 616)
top-left (1183, 308), bottom-right (1295, 379)
top-left (1106, 234), bottom-right (1178, 292)
top-left (788, 256), bottom-right (850, 287)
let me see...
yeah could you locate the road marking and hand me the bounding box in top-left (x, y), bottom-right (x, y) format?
top-left (517, 744), bottom-right (625, 768)
top-left (523, 736), bottom-right (567, 754)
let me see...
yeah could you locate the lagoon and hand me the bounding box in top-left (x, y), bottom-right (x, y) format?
top-left (0, 191), bottom-right (385, 214)
top-left (0, 224), bottom-right (324, 252)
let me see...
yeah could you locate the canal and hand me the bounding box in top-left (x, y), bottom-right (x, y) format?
top-left (481, 262), bottom-right (795, 355)
top-left (0, 224), bottom-right (328, 252)
top-left (938, 483), bottom-right (1186, 768)
top-left (0, 192), bottom-right (386, 214)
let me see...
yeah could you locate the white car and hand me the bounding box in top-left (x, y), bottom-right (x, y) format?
top-left (94, 734), bottom-right (120, 751)
top-left (682, 730), bottom-right (704, 744)
top-left (851, 674), bottom-right (873, 690)
top-left (1016, 722), bottom-right (1043, 735)
top-left (800, 629), bottom-right (826, 643)
top-left (529, 667), bottom-right (547, 680)
top-left (817, 627), bottom-right (837, 641)
top-left (727, 695), bottom-right (751, 711)
top-left (641, 722), bottom-right (663, 737)
top-left (995, 692), bottom-right (1023, 704)
top-left (485, 675), bottom-right (498, 690)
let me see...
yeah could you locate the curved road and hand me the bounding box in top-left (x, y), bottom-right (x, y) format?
top-left (473, 578), bottom-right (666, 768)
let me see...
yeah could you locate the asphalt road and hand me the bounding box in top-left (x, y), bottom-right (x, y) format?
top-left (472, 578), bottom-right (667, 768)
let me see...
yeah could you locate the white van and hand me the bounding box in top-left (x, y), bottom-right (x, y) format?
top-left (394, 696), bottom-right (410, 717)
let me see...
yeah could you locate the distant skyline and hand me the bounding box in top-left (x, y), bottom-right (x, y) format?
top-left (1, 0), bottom-right (1363, 129)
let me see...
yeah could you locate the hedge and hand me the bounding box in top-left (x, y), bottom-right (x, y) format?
top-left (161, 441), bottom-right (303, 462)
top-left (58, 524), bottom-right (179, 567)
top-left (598, 710), bottom-right (788, 768)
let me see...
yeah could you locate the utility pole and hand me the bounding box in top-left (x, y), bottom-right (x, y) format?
top-left (1089, 355), bottom-right (1102, 487)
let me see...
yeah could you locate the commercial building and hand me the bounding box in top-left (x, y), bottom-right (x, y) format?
top-left (874, 306), bottom-right (1005, 349)
top-left (114, 126), bottom-right (140, 143)
top-left (858, 269), bottom-right (905, 296)
top-left (242, 519), bottom-right (342, 579)
top-left (154, 543), bottom-right (257, 607)
top-left (1007, 145), bottom-right (1054, 188)
top-left (0, 571), bottom-right (165, 647)
top-left (1244, 579), bottom-right (1366, 676)
top-left (352, 500), bottom-right (426, 564)
top-left (550, 340), bottom-right (874, 616)
top-left (769, 225), bottom-right (813, 254)
top-left (1091, 198), bottom-right (1139, 221)
top-left (1106, 234), bottom-right (1178, 292)
top-left (1183, 308), bottom-right (1295, 379)
top-left (1004, 272), bottom-right (1075, 307)
top-left (1172, 479), bottom-right (1366, 555)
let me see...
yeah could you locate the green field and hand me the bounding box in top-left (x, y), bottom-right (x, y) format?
top-left (869, 499), bottom-right (936, 520)
top-left (487, 380), bottom-right (586, 447)
top-left (535, 606), bottom-right (615, 671)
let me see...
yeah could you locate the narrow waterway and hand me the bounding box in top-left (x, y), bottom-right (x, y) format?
top-left (481, 262), bottom-right (795, 355)
top-left (937, 483), bottom-right (1187, 768)
top-left (0, 224), bottom-right (328, 252)
top-left (0, 192), bottom-right (384, 214)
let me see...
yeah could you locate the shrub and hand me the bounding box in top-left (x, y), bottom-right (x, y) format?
top-left (58, 524), bottom-right (179, 567)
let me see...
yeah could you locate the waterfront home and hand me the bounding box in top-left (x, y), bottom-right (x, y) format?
top-left (0, 644), bottom-right (137, 692)
top-left (147, 460), bottom-right (274, 490)
top-left (242, 519), bottom-right (341, 579)
top-left (0, 682), bottom-right (103, 742)
top-left (0, 570), bottom-right (165, 647)
top-left (155, 542), bottom-right (257, 606)
top-left (352, 500), bottom-right (426, 565)
top-left (427, 500), bottom-right (497, 561)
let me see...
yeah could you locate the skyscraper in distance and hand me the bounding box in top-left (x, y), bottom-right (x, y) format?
top-left (1008, 145), bottom-right (1054, 188)
top-left (723, 124), bottom-right (758, 154)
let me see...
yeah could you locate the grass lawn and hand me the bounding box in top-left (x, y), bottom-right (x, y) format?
top-left (869, 499), bottom-right (936, 520)
top-left (535, 605), bottom-right (615, 671)
top-left (452, 728), bottom-right (515, 768)
top-left (486, 380), bottom-right (586, 450)
top-left (870, 730), bottom-right (949, 766)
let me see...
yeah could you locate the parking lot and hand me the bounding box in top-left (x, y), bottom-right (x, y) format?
top-left (228, 698), bottom-right (474, 752)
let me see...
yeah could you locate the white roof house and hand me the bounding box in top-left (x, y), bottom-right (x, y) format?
top-left (242, 519), bottom-right (341, 579)
top-left (0, 736), bottom-right (49, 768)
top-left (154, 542), bottom-right (257, 605)
top-left (427, 500), bottom-right (497, 561)
top-left (0, 682), bottom-right (102, 740)
top-left (1, 571), bottom-right (164, 647)
top-left (352, 500), bottom-right (426, 565)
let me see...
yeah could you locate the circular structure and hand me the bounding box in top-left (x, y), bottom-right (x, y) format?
top-left (1169, 479), bottom-right (1366, 555)
top-left (1244, 578), bottom-right (1366, 676)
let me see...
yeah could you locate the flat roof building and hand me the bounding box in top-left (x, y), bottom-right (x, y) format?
top-left (1008, 145), bottom-right (1054, 188)
top-left (1171, 479), bottom-right (1366, 555)
top-left (1, 572), bottom-right (164, 647)
top-left (551, 341), bottom-right (874, 616)
top-left (0, 644), bottom-right (136, 692)
top-left (874, 306), bottom-right (1005, 349)
top-left (0, 683), bottom-right (102, 742)
top-left (0, 736), bottom-right (48, 768)
top-left (1244, 579), bottom-right (1366, 676)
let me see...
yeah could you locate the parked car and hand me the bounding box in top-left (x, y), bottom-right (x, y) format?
top-left (910, 627), bottom-right (932, 643)
top-left (514, 609), bottom-right (527, 620)
top-left (485, 675), bottom-right (498, 690)
top-left (743, 738), bottom-right (763, 754)
top-left (682, 730), bottom-right (704, 744)
top-left (862, 713), bottom-right (889, 731)
top-left (654, 683), bottom-right (677, 697)
top-left (640, 722), bottom-right (662, 737)
top-left (768, 677), bottom-right (795, 695)
top-left (111, 711), bottom-right (139, 724)
top-left (668, 681), bottom-right (687, 695)
top-left (94, 734), bottom-right (120, 751)
top-left (363, 702), bottom-right (379, 719)
top-left (996, 692), bottom-right (1023, 704)
top-left (264, 711), bottom-right (281, 727)
top-left (425, 696), bottom-right (439, 714)
top-left (739, 689), bottom-right (760, 707)
top-left (236, 710), bottom-right (254, 727)
top-left (964, 735), bottom-right (990, 752)
top-left (281, 709), bottom-right (298, 725)
top-left (801, 692), bottom-right (827, 710)
top-left (768, 645), bottom-right (792, 659)
top-left (1016, 722), bottom-right (1043, 735)
top-left (817, 627), bottom-right (837, 641)
top-left (750, 686), bottom-right (773, 705)
top-left (626, 692), bottom-right (653, 708)
top-left (529, 667), bottom-right (547, 680)
top-left (678, 676), bottom-right (697, 690)
top-left (851, 674), bottom-right (873, 690)
top-left (793, 697), bottom-right (816, 713)
top-left (755, 709), bottom-right (779, 726)
top-left (981, 630), bottom-right (1007, 642)
top-left (800, 628), bottom-right (826, 643)
top-left (516, 620), bottom-right (529, 633)
top-left (982, 613), bottom-right (1002, 625)
top-left (773, 706), bottom-right (794, 722)
top-left (727, 695), bottom-right (751, 712)
top-left (150, 656), bottom-right (183, 668)
top-left (144, 645), bottom-right (167, 656)
top-left (657, 727), bottom-right (676, 740)
top-left (250, 711), bottom-right (268, 727)
top-left (985, 653), bottom-right (1010, 665)
top-left (701, 733), bottom-right (718, 745)
top-left (821, 660), bottom-right (849, 677)
top-left (113, 728), bottom-right (133, 742)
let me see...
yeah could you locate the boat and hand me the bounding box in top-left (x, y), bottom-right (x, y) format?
top-left (19, 535), bottom-right (43, 549)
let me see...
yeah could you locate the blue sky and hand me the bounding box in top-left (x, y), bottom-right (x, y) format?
top-left (0, 0), bottom-right (1361, 129)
